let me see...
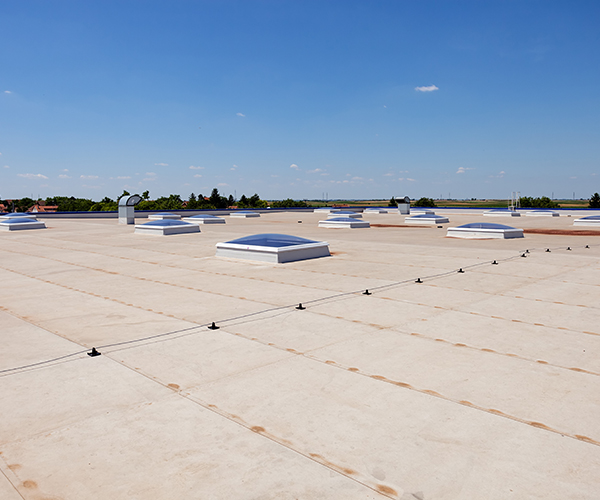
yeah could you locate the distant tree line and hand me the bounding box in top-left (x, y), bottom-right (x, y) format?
top-left (519, 196), bottom-right (559, 209)
top-left (1, 188), bottom-right (277, 212)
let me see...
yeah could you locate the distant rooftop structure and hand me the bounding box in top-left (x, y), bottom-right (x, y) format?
top-left (327, 210), bottom-right (361, 219)
top-left (216, 233), bottom-right (330, 263)
top-left (484, 209), bottom-right (521, 217)
top-left (148, 212), bottom-right (182, 220)
top-left (134, 219), bottom-right (200, 235)
top-left (447, 222), bottom-right (524, 239)
top-left (230, 210), bottom-right (260, 218)
top-left (526, 210), bottom-right (559, 217)
top-left (364, 207), bottom-right (389, 214)
top-left (405, 214), bottom-right (449, 225)
top-left (314, 207), bottom-right (340, 213)
top-left (182, 214), bottom-right (226, 224)
top-left (318, 217), bottom-right (370, 229)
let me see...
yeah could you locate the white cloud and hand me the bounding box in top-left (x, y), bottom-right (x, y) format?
top-left (80, 175), bottom-right (99, 179)
top-left (4, 90), bottom-right (11, 94)
top-left (307, 168), bottom-right (323, 174)
top-left (217, 182), bottom-right (229, 187)
top-left (143, 177), bottom-right (156, 182)
top-left (58, 174), bottom-right (71, 179)
top-left (352, 176), bottom-right (364, 181)
top-left (231, 164), bottom-right (238, 170)
top-left (383, 173), bottom-right (393, 177)
top-left (271, 174), bottom-right (279, 178)
top-left (407, 178), bottom-right (416, 182)
top-left (321, 173), bottom-right (329, 176)
top-left (116, 176), bottom-right (131, 180)
top-left (154, 163), bottom-right (168, 166)
top-left (456, 167), bottom-right (474, 174)
top-left (194, 174), bottom-right (202, 178)
top-left (189, 166), bottom-right (203, 170)
top-left (289, 164), bottom-right (299, 169)
top-left (62, 168), bottom-right (68, 172)
top-left (236, 112), bottom-right (245, 117)
top-left (415, 85), bottom-right (439, 92)
top-left (145, 172), bottom-right (156, 176)
top-left (3, 165), bottom-right (9, 169)
top-left (18, 173), bottom-right (48, 179)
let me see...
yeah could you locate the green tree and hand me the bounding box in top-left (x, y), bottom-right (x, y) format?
top-left (142, 190), bottom-right (150, 200)
top-left (520, 196), bottom-right (559, 209)
top-left (388, 196), bottom-right (397, 207)
top-left (413, 197), bottom-right (437, 208)
top-left (187, 193), bottom-right (198, 209)
top-left (590, 193), bottom-right (600, 208)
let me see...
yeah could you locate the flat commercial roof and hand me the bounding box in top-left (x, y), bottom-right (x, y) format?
top-left (1, 210), bottom-right (600, 499)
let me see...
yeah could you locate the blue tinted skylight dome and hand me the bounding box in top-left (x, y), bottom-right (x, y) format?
top-left (230, 210), bottom-right (260, 218)
top-left (0, 218), bottom-right (46, 231)
top-left (319, 217), bottom-right (370, 228)
top-left (405, 214), bottom-right (449, 225)
top-left (447, 221), bottom-right (523, 239)
top-left (526, 210), bottom-right (559, 217)
top-left (1, 212), bottom-right (37, 219)
top-left (484, 209), bottom-right (521, 217)
top-left (327, 211), bottom-right (361, 218)
top-left (314, 207), bottom-right (340, 213)
top-left (458, 222), bottom-right (515, 229)
top-left (225, 233), bottom-right (318, 247)
top-left (574, 215), bottom-right (600, 226)
top-left (364, 207), bottom-right (388, 213)
top-left (216, 233), bottom-right (330, 263)
top-left (142, 220), bottom-right (190, 227)
top-left (408, 214), bottom-right (447, 219)
top-left (135, 219), bottom-right (200, 235)
top-left (148, 212), bottom-right (181, 220)
top-left (182, 214), bottom-right (226, 224)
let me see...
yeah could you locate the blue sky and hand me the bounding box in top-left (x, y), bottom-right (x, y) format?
top-left (1, 0), bottom-right (599, 201)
